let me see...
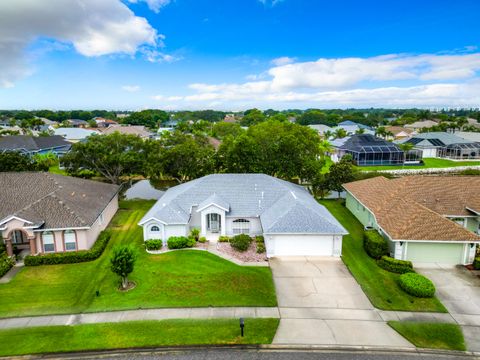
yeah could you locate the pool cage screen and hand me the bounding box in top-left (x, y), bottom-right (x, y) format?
top-left (438, 143), bottom-right (480, 160)
top-left (339, 145), bottom-right (404, 166)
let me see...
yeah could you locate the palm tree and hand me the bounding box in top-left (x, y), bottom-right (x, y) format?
top-left (334, 128), bottom-right (347, 139)
top-left (355, 128), bottom-right (365, 135)
top-left (323, 130), bottom-right (333, 140)
top-left (375, 126), bottom-right (387, 138)
top-left (398, 142), bottom-right (414, 164)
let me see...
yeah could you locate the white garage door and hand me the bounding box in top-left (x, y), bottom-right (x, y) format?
top-left (265, 234), bottom-right (337, 257)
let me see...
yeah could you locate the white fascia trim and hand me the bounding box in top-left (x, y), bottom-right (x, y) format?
top-left (0, 216), bottom-right (34, 226)
top-left (445, 215), bottom-right (478, 218)
top-left (196, 203), bottom-right (229, 213)
top-left (263, 232), bottom-right (347, 236)
top-left (33, 226), bottom-right (90, 232)
top-left (466, 207), bottom-right (480, 215)
top-left (391, 239), bottom-right (480, 244)
top-left (138, 217), bottom-right (168, 226)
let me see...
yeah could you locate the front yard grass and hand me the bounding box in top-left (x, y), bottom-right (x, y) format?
top-left (0, 200), bottom-right (277, 318)
top-left (358, 158), bottom-right (480, 172)
top-left (388, 321), bottom-right (466, 351)
top-left (320, 200), bottom-right (447, 312)
top-left (0, 318), bottom-right (280, 356)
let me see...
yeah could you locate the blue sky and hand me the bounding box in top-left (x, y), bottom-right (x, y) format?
top-left (0, 0), bottom-right (479, 110)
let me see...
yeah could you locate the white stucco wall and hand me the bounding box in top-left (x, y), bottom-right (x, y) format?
top-left (225, 217), bottom-right (263, 236)
top-left (421, 148), bottom-right (437, 158)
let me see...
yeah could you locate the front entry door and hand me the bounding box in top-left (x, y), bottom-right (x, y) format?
top-left (208, 213), bottom-right (220, 233)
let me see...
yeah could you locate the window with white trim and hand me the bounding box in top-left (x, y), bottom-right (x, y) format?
top-left (64, 230), bottom-right (76, 251)
top-left (42, 231), bottom-right (55, 253)
top-left (150, 225), bottom-right (160, 232)
top-left (232, 219), bottom-right (250, 234)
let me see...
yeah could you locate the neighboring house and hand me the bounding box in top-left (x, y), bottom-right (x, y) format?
top-left (335, 121), bottom-right (374, 135)
top-left (400, 132), bottom-right (480, 159)
top-left (67, 119), bottom-right (89, 128)
top-left (207, 136), bottom-right (221, 150)
top-left (100, 125), bottom-right (152, 139)
top-left (94, 118), bottom-right (118, 128)
top-left (308, 124), bottom-right (333, 136)
top-left (330, 134), bottom-right (407, 166)
top-left (164, 119), bottom-right (179, 127)
top-left (54, 128), bottom-right (100, 143)
top-left (223, 114), bottom-right (237, 123)
top-left (385, 126), bottom-right (415, 140)
top-left (0, 173), bottom-right (120, 257)
top-left (456, 131), bottom-right (480, 143)
top-left (466, 118), bottom-right (480, 130)
top-left (344, 176), bottom-right (480, 265)
top-left (0, 135), bottom-right (71, 156)
top-left (139, 174), bottom-right (347, 258)
top-left (405, 120), bottom-right (438, 131)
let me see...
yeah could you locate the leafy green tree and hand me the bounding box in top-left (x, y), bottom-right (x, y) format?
top-left (32, 152), bottom-right (58, 169)
top-left (61, 133), bottom-right (146, 184)
top-left (326, 155), bottom-right (356, 198)
top-left (268, 113), bottom-right (288, 122)
top-left (297, 110), bottom-right (330, 126)
top-left (110, 246), bottom-right (137, 290)
top-left (124, 110), bottom-right (169, 128)
top-left (211, 122), bottom-right (244, 139)
top-left (240, 109), bottom-right (266, 126)
top-left (334, 128), bottom-right (347, 139)
top-left (0, 152), bottom-right (48, 172)
top-left (216, 134), bottom-right (260, 173)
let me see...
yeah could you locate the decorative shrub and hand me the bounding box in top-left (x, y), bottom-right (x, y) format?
top-left (145, 239), bottom-right (163, 250)
top-left (218, 236), bottom-right (230, 243)
top-left (167, 236), bottom-right (196, 250)
top-left (255, 235), bottom-right (264, 243)
top-left (398, 273), bottom-right (436, 298)
top-left (230, 234), bottom-right (252, 252)
top-left (189, 228), bottom-right (200, 241)
top-left (256, 242), bottom-right (266, 254)
top-left (364, 230), bottom-right (389, 259)
top-left (24, 231), bottom-right (111, 266)
top-left (473, 257), bottom-right (480, 270)
top-left (377, 256), bottom-right (414, 274)
top-left (198, 237), bottom-right (207, 243)
top-left (0, 255), bottom-right (14, 278)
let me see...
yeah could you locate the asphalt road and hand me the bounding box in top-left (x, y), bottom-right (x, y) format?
top-left (63, 348), bottom-right (474, 360)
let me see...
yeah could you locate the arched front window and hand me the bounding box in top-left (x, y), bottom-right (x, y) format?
top-left (64, 230), bottom-right (76, 251)
top-left (233, 219), bottom-right (250, 234)
top-left (150, 225), bottom-right (160, 232)
top-left (42, 231), bottom-right (55, 253)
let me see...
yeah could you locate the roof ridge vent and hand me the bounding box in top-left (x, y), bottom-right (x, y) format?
top-left (290, 191), bottom-right (297, 200)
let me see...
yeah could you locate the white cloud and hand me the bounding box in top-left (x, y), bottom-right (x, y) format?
top-left (258, 0), bottom-right (285, 6)
top-left (270, 56), bottom-right (295, 66)
top-left (122, 85), bottom-right (141, 92)
top-left (151, 51), bottom-right (480, 109)
top-left (0, 0), bottom-right (160, 87)
top-left (128, 0), bottom-right (171, 13)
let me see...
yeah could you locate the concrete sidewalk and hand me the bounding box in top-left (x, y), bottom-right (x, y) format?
top-left (0, 307), bottom-right (280, 330)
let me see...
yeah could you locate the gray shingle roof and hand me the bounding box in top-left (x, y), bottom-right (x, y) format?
top-left (401, 132), bottom-right (474, 147)
top-left (0, 135), bottom-right (71, 152)
top-left (198, 193), bottom-right (230, 211)
top-left (0, 172), bottom-right (120, 229)
top-left (140, 174), bottom-right (347, 235)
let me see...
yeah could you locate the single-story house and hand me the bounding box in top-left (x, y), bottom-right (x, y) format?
top-left (100, 125), bottom-right (152, 139)
top-left (139, 174), bottom-right (347, 258)
top-left (331, 134), bottom-right (406, 166)
top-left (67, 119), bottom-right (89, 128)
top-left (404, 120), bottom-right (438, 131)
top-left (343, 176), bottom-right (480, 265)
top-left (385, 126), bottom-right (415, 140)
top-left (0, 172), bottom-right (120, 257)
top-left (308, 124), bottom-right (333, 136)
top-left (335, 121), bottom-right (375, 135)
top-left (0, 135), bottom-right (71, 156)
top-left (54, 128), bottom-right (100, 143)
top-left (400, 132), bottom-right (480, 159)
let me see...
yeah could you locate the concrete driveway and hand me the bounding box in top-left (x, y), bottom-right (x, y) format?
top-left (271, 256), bottom-right (413, 348)
top-left (418, 265), bottom-right (480, 351)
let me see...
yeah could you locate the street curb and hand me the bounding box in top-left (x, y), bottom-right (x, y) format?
top-left (1, 344), bottom-right (478, 360)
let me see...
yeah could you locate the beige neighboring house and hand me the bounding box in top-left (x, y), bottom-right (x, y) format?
top-left (0, 173), bottom-right (120, 257)
top-left (385, 126), bottom-right (415, 140)
top-left (100, 125), bottom-right (152, 139)
top-left (405, 120), bottom-right (438, 131)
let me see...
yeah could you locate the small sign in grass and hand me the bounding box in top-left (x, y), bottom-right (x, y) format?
top-left (388, 321), bottom-right (466, 351)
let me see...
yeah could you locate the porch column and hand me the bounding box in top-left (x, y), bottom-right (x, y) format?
top-left (221, 213), bottom-right (226, 236)
top-left (200, 212), bottom-right (207, 236)
top-left (5, 239), bottom-right (13, 257)
top-left (29, 237), bottom-right (37, 255)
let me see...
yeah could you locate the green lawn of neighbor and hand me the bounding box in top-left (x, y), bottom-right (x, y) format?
top-left (388, 321), bottom-right (466, 351)
top-left (320, 200), bottom-right (446, 312)
top-left (48, 165), bottom-right (68, 175)
top-left (358, 158), bottom-right (480, 172)
top-left (0, 200), bottom-right (277, 318)
top-left (0, 318), bottom-right (280, 357)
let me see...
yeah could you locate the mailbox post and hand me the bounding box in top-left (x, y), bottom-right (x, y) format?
top-left (239, 318), bottom-right (245, 337)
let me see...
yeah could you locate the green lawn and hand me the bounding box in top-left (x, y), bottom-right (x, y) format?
top-left (0, 200), bottom-right (276, 318)
top-left (0, 318), bottom-right (279, 357)
top-left (320, 200), bottom-right (446, 312)
top-left (388, 321), bottom-right (466, 351)
top-left (358, 158), bottom-right (480, 171)
top-left (48, 165), bottom-right (68, 175)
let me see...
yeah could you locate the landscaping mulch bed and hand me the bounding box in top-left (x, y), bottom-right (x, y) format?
top-left (216, 241), bottom-right (267, 263)
top-left (146, 242), bottom-right (209, 254)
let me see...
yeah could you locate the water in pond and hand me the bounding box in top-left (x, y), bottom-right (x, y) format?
top-left (123, 179), bottom-right (177, 200)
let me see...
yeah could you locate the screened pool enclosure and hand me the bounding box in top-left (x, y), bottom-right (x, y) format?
top-left (439, 142), bottom-right (480, 160)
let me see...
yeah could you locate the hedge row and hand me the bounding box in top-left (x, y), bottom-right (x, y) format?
top-left (398, 272), bottom-right (436, 298)
top-left (167, 236), bottom-right (196, 249)
top-left (145, 239), bottom-right (163, 250)
top-left (363, 230), bottom-right (389, 259)
top-left (24, 231), bottom-right (111, 266)
top-left (0, 255), bottom-right (14, 278)
top-left (474, 257), bottom-right (480, 270)
top-left (377, 256), bottom-right (414, 274)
